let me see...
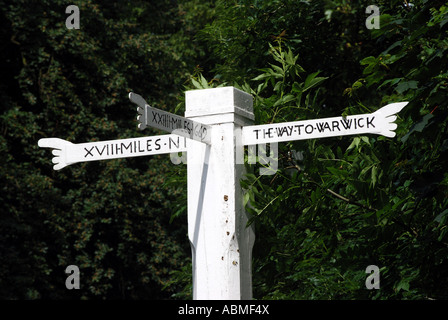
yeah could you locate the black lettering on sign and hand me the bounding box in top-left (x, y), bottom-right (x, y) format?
top-left (305, 124), bottom-right (313, 134)
top-left (275, 127), bottom-right (286, 137)
top-left (332, 120), bottom-right (340, 131)
top-left (115, 143), bottom-right (122, 154)
top-left (168, 136), bottom-right (187, 150)
top-left (138, 140), bottom-right (145, 152)
top-left (357, 117), bottom-right (364, 128)
top-left (275, 125), bottom-right (294, 137)
top-left (341, 118), bottom-right (352, 130)
top-left (263, 128), bottom-right (273, 139)
top-left (316, 122), bottom-right (331, 133)
top-left (84, 147), bottom-right (94, 157)
top-left (184, 121), bottom-right (193, 135)
top-left (152, 111), bottom-right (158, 124)
top-left (121, 142), bottom-right (132, 153)
top-left (173, 118), bottom-right (182, 130)
top-left (200, 127), bottom-right (207, 141)
top-left (95, 145), bottom-right (107, 156)
top-left (169, 136), bottom-right (180, 149)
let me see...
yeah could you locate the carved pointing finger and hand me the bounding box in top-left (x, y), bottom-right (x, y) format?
top-left (129, 92), bottom-right (148, 130)
top-left (38, 138), bottom-right (74, 170)
top-left (389, 123), bottom-right (398, 131)
top-left (137, 106), bottom-right (144, 115)
top-left (375, 102), bottom-right (408, 118)
top-left (53, 162), bottom-right (68, 171)
top-left (38, 137), bottom-right (72, 150)
top-left (129, 92), bottom-right (147, 109)
top-left (383, 131), bottom-right (396, 138)
top-left (386, 115), bottom-right (397, 123)
top-left (372, 102), bottom-right (408, 138)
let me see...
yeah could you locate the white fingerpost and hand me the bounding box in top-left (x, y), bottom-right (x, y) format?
top-left (185, 87), bottom-right (255, 300)
top-left (38, 87), bottom-right (408, 300)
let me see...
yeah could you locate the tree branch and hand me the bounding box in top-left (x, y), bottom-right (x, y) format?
top-left (325, 188), bottom-right (375, 212)
top-left (284, 165), bottom-right (376, 212)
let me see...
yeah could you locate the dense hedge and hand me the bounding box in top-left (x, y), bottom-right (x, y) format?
top-left (1, 0), bottom-right (447, 299)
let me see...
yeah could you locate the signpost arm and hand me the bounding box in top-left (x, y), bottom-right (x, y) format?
top-left (129, 92), bottom-right (149, 130)
top-left (38, 135), bottom-right (187, 170)
top-left (185, 87), bottom-right (255, 300)
top-left (37, 89), bottom-right (409, 299)
top-left (129, 92), bottom-right (212, 144)
top-left (241, 102), bottom-right (408, 145)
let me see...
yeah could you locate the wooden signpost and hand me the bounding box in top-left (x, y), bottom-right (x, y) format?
top-left (38, 135), bottom-right (187, 170)
top-left (130, 92), bottom-right (212, 144)
top-left (38, 86), bottom-right (407, 299)
top-left (242, 102), bottom-right (408, 145)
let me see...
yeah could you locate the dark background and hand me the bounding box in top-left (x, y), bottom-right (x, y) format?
top-left (1, 0), bottom-right (447, 299)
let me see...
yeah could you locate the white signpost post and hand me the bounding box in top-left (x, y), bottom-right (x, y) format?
top-left (38, 86), bottom-right (407, 300)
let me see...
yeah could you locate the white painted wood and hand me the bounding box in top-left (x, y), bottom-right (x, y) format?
top-left (185, 87), bottom-right (255, 300)
top-left (38, 88), bottom-right (408, 301)
top-left (38, 134), bottom-right (187, 170)
top-left (129, 92), bottom-right (212, 144)
top-left (242, 102), bottom-right (408, 145)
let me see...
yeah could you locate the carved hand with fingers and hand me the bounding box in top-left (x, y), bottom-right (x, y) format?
top-left (38, 138), bottom-right (75, 170)
top-left (129, 92), bottom-right (148, 130)
top-left (373, 102), bottom-right (409, 138)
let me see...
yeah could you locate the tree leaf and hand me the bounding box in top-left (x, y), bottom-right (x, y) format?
top-left (396, 279), bottom-right (410, 292)
top-left (302, 72), bottom-right (327, 92)
top-left (395, 80), bottom-right (418, 94)
top-left (371, 165), bottom-right (378, 188)
top-left (401, 113), bottom-right (434, 143)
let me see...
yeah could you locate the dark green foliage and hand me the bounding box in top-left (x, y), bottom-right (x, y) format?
top-left (0, 0), bottom-right (213, 299)
top-left (196, 0), bottom-right (448, 299)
